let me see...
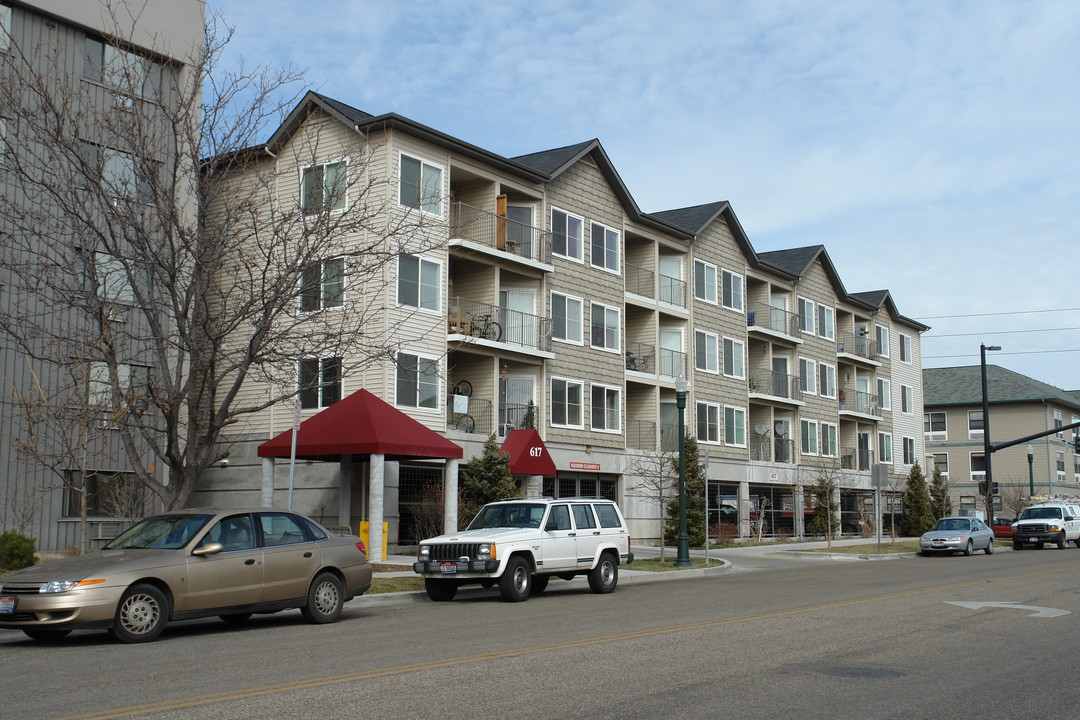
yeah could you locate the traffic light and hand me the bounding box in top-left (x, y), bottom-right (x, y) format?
top-left (992, 481), bottom-right (1000, 496)
top-left (978, 480), bottom-right (988, 495)
top-left (1074, 434), bottom-right (1080, 453)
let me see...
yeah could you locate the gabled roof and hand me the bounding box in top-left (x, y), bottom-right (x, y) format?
top-left (650, 200), bottom-right (787, 277)
top-left (257, 389), bottom-right (463, 461)
top-left (513, 140), bottom-right (597, 176)
top-left (850, 289), bottom-right (930, 332)
top-left (924, 366), bottom-right (1080, 410)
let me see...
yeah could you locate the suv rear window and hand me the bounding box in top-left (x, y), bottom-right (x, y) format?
top-left (593, 503), bottom-right (622, 528)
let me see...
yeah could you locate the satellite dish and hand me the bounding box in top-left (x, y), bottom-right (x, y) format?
top-left (774, 421), bottom-right (787, 437)
top-left (754, 424), bottom-right (771, 436)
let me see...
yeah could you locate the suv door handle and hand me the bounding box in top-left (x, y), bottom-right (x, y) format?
top-left (568, 532), bottom-right (576, 537)
top-left (593, 531), bottom-right (601, 535)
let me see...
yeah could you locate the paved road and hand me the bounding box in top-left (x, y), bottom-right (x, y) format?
top-left (5, 541), bottom-right (1078, 720)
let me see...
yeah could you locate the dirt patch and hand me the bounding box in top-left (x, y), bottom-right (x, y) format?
top-left (371, 563), bottom-right (411, 572)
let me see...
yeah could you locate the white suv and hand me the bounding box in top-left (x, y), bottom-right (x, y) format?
top-left (412, 498), bottom-right (634, 602)
top-left (1011, 502), bottom-right (1080, 550)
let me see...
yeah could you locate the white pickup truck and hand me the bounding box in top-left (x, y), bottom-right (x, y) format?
top-left (412, 498), bottom-right (634, 602)
top-left (1011, 502), bottom-right (1080, 550)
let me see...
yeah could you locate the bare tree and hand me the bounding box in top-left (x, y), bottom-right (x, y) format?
top-left (625, 449), bottom-right (678, 559)
top-left (802, 458), bottom-right (857, 550)
top-left (0, 10), bottom-right (440, 511)
top-left (999, 485), bottom-right (1029, 521)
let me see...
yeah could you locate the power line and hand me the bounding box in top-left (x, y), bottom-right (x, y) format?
top-left (923, 348), bottom-right (1080, 359)
top-left (924, 326), bottom-right (1080, 338)
top-left (917, 307), bottom-right (1080, 320)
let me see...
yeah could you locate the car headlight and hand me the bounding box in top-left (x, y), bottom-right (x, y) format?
top-left (418, 546), bottom-right (430, 560)
top-left (943, 536), bottom-right (962, 542)
top-left (1048, 525), bottom-right (1061, 532)
top-left (39, 580), bottom-right (82, 593)
top-left (478, 543), bottom-right (494, 559)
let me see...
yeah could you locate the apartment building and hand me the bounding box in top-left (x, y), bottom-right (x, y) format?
top-left (0, 1), bottom-right (204, 550)
top-left (196, 91), bottom-right (928, 550)
top-left (923, 365), bottom-right (1080, 515)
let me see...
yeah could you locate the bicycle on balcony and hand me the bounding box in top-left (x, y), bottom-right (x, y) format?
top-left (469, 313), bottom-right (502, 342)
top-left (625, 350), bottom-right (651, 372)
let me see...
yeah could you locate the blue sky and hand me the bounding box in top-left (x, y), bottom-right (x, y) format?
top-left (211, 0), bottom-right (1080, 390)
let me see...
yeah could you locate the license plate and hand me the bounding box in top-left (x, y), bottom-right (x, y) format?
top-left (1027, 538), bottom-right (1038, 543)
top-left (439, 563), bottom-right (458, 574)
top-left (0, 596), bottom-right (15, 613)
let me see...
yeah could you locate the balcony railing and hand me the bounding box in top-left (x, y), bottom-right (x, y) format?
top-left (625, 340), bottom-right (655, 373)
top-left (659, 274), bottom-right (685, 307)
top-left (448, 297), bottom-right (552, 352)
top-left (753, 436), bottom-right (795, 463)
top-left (625, 263), bottom-right (654, 298)
top-left (836, 330), bottom-right (879, 361)
top-left (748, 371), bottom-right (801, 401)
top-left (445, 395), bottom-right (493, 435)
top-left (746, 303), bottom-right (799, 338)
top-left (840, 446), bottom-right (873, 471)
top-left (839, 389), bottom-right (880, 416)
top-left (497, 402), bottom-right (537, 437)
top-left (660, 421), bottom-right (678, 452)
top-left (658, 348), bottom-right (687, 379)
top-left (449, 202), bottom-right (552, 264)
top-left (627, 418), bottom-right (657, 451)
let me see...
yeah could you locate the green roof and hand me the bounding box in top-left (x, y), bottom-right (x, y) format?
top-left (924, 365), bottom-right (1080, 410)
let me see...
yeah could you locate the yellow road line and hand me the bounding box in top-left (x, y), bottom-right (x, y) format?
top-left (55, 565), bottom-right (1078, 720)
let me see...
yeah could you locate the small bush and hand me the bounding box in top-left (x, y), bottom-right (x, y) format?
top-left (0, 530), bottom-right (37, 571)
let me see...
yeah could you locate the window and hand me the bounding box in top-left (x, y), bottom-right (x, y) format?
top-left (695, 330), bottom-right (718, 373)
top-left (899, 333), bottom-right (912, 363)
top-left (551, 378), bottom-right (583, 428)
top-left (694, 260), bottom-right (717, 303)
top-left (1054, 409), bottom-right (1063, 438)
top-left (80, 142), bottom-right (152, 201)
top-left (551, 292), bottom-right (583, 344)
top-left (84, 36), bottom-right (162, 99)
top-left (1057, 451), bottom-right (1066, 483)
top-left (801, 420), bottom-right (818, 455)
top-left (590, 222), bottom-right (619, 272)
top-left (64, 470), bottom-right (144, 518)
top-left (875, 325), bottom-right (890, 358)
top-left (302, 161), bottom-right (346, 213)
top-left (722, 337), bottom-right (745, 378)
top-left (721, 270), bottom-right (744, 312)
top-left (900, 385), bottom-right (913, 414)
top-left (798, 358), bottom-right (816, 394)
top-left (924, 411), bottom-right (947, 441)
top-left (877, 378), bottom-right (891, 410)
top-left (299, 357), bottom-right (342, 409)
top-left (817, 305), bottom-right (835, 340)
top-left (396, 255), bottom-right (439, 311)
top-left (878, 432), bottom-right (893, 463)
top-left (931, 452), bottom-right (949, 478)
top-left (89, 361), bottom-right (149, 407)
top-left (903, 437), bottom-right (916, 465)
top-left (394, 353), bottom-right (438, 409)
top-left (590, 303), bottom-right (619, 350)
top-left (301, 258), bottom-right (344, 312)
top-left (968, 410), bottom-right (984, 438)
top-left (399, 154), bottom-right (442, 215)
top-left (970, 452), bottom-right (986, 481)
top-left (696, 402), bottom-right (720, 443)
top-left (1074, 454), bottom-right (1080, 483)
top-left (818, 363), bottom-right (837, 399)
top-left (591, 384), bottom-right (620, 432)
top-left (0, 5), bottom-right (10, 54)
top-left (551, 208), bottom-right (584, 261)
top-left (820, 422), bottom-right (838, 457)
top-left (724, 406), bottom-right (746, 446)
top-left (797, 297), bottom-right (815, 334)
top-left (95, 252), bottom-right (141, 304)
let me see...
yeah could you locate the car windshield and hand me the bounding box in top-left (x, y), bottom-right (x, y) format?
top-left (1020, 507), bottom-right (1063, 520)
top-left (104, 514), bottom-right (213, 550)
top-left (931, 518), bottom-right (971, 532)
top-left (468, 503), bottom-right (545, 530)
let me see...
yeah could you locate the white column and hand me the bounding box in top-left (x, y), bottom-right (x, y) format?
top-left (261, 457), bottom-right (275, 507)
top-left (525, 475), bottom-right (543, 498)
top-left (368, 453), bottom-right (385, 562)
top-left (443, 458), bottom-right (459, 534)
top-left (738, 481), bottom-right (751, 538)
top-left (794, 483), bottom-right (805, 538)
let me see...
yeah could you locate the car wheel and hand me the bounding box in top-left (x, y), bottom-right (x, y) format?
top-left (1013, 541), bottom-right (1023, 551)
top-left (1074, 538), bottom-right (1080, 548)
top-left (918, 550), bottom-right (930, 556)
top-left (963, 540), bottom-right (973, 556)
top-left (587, 552), bottom-right (619, 594)
top-left (1057, 532), bottom-right (1067, 549)
top-left (300, 572), bottom-right (343, 624)
top-left (498, 556), bottom-right (531, 602)
top-left (984, 539), bottom-right (994, 555)
top-left (110, 583), bottom-right (169, 643)
top-left (424, 579), bottom-right (458, 602)
top-left (219, 613), bottom-right (253, 625)
top-left (23, 628), bottom-right (72, 642)
top-left (530, 575), bottom-right (550, 595)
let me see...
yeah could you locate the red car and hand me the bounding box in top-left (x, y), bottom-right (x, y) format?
top-left (993, 517), bottom-right (1014, 539)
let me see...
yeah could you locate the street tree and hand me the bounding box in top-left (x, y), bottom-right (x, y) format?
top-left (664, 434), bottom-right (706, 548)
top-left (928, 466), bottom-right (953, 520)
top-left (803, 459), bottom-right (849, 549)
top-left (901, 462), bottom-right (935, 536)
top-left (457, 434), bottom-right (518, 527)
top-left (625, 448), bottom-right (677, 559)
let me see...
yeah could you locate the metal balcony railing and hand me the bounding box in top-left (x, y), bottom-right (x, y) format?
top-left (659, 274), bottom-right (686, 307)
top-left (660, 421), bottom-right (678, 452)
top-left (839, 389), bottom-right (881, 416)
top-left (658, 348), bottom-right (687, 379)
top-left (445, 395), bottom-right (492, 435)
top-left (449, 202), bottom-right (552, 264)
top-left (497, 402), bottom-right (537, 437)
top-left (746, 303), bottom-right (799, 338)
top-left (625, 340), bottom-right (655, 373)
top-left (625, 263), bottom-right (654, 298)
top-left (627, 418), bottom-right (657, 451)
top-left (836, 330), bottom-right (879, 361)
top-left (840, 446), bottom-right (873, 471)
top-left (448, 297), bottom-right (552, 352)
top-left (748, 371), bottom-right (801, 401)
top-left (751, 436), bottom-right (795, 464)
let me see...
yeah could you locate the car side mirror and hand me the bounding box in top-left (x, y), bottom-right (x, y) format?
top-left (1066, 516), bottom-right (1075, 522)
top-left (192, 542), bottom-right (224, 556)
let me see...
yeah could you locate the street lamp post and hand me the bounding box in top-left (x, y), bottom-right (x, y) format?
top-left (1027, 444), bottom-right (1035, 497)
top-left (675, 375), bottom-right (691, 567)
top-left (981, 344), bottom-right (1001, 526)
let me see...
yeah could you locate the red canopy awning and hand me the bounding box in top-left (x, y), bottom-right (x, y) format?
top-left (258, 389), bottom-right (463, 461)
top-left (500, 429), bottom-right (556, 476)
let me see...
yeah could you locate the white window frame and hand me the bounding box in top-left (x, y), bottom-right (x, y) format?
top-left (0, 6), bottom-right (10, 54)
top-left (818, 363), bottom-right (837, 399)
top-left (589, 221), bottom-right (619, 273)
top-left (903, 437), bottom-right (916, 465)
top-left (398, 153), bottom-right (443, 216)
top-left (900, 384), bottom-right (914, 414)
top-left (590, 383), bottom-right (621, 433)
top-left (551, 377), bottom-right (584, 429)
top-left (968, 409), bottom-right (984, 439)
top-left (877, 378), bottom-right (891, 411)
top-left (551, 292), bottom-right (583, 345)
top-left (969, 451), bottom-right (986, 481)
top-left (721, 269), bottom-right (744, 312)
top-left (1054, 409), bottom-right (1063, 438)
top-left (590, 302), bottom-right (620, 352)
top-left (396, 254), bottom-right (440, 312)
top-left (817, 305), bottom-right (835, 340)
top-left (931, 452), bottom-right (949, 478)
top-left (695, 330), bottom-right (719, 374)
top-left (899, 333), bottom-right (912, 363)
top-left (878, 432), bottom-right (893, 464)
top-left (551, 207), bottom-right (584, 262)
top-left (694, 259), bottom-right (718, 304)
top-left (722, 337), bottom-right (745, 379)
top-left (301, 257), bottom-right (345, 312)
top-left (724, 406), bottom-right (747, 447)
top-left (89, 361), bottom-right (147, 407)
top-left (95, 252), bottom-right (136, 304)
top-left (820, 422), bottom-right (838, 457)
top-left (798, 357), bottom-right (816, 395)
top-left (696, 401), bottom-right (720, 444)
top-left (299, 356), bottom-right (343, 410)
top-left (797, 297), bottom-right (815, 334)
top-left (800, 419), bottom-right (819, 455)
top-left (394, 352), bottom-right (439, 410)
top-left (301, 160), bottom-right (347, 214)
top-left (924, 411), bottom-right (947, 441)
top-left (875, 325), bottom-right (890, 358)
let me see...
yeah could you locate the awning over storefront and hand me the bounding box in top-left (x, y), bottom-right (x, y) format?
top-left (257, 389), bottom-right (463, 461)
top-left (500, 429), bottom-right (556, 476)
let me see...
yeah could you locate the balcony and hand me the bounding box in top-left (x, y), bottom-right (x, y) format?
top-left (628, 418), bottom-right (657, 451)
top-left (841, 446), bottom-right (873, 471)
top-left (496, 402), bottom-right (537, 437)
top-left (746, 303), bottom-right (800, 341)
top-left (752, 436), bottom-right (795, 464)
top-left (658, 348), bottom-right (687, 379)
top-left (446, 395), bottom-right (493, 435)
top-left (748, 371), bottom-right (801, 403)
top-left (659, 273), bottom-right (685, 308)
top-left (625, 340), bottom-right (655, 374)
top-left (448, 297), bottom-right (552, 353)
top-left (836, 330), bottom-right (880, 363)
top-left (449, 202), bottom-right (552, 265)
top-left (625, 263), bottom-right (654, 299)
top-left (839, 389), bottom-right (881, 417)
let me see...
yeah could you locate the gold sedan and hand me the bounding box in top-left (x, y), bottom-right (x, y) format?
top-left (0, 507), bottom-right (372, 643)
